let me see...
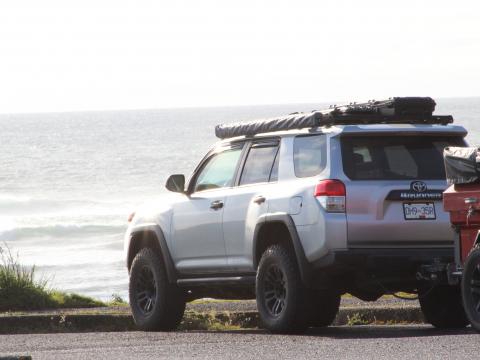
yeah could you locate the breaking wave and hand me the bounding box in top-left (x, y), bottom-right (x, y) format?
top-left (0, 223), bottom-right (126, 241)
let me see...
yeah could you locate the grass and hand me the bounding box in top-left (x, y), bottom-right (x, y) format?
top-left (346, 312), bottom-right (371, 326)
top-left (178, 310), bottom-right (243, 331)
top-left (0, 244), bottom-right (106, 312)
top-left (107, 293), bottom-right (129, 307)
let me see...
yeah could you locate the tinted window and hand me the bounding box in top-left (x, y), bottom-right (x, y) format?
top-left (341, 136), bottom-right (465, 180)
top-left (194, 148), bottom-right (242, 192)
top-left (293, 135), bottom-right (327, 177)
top-left (240, 144), bottom-right (279, 185)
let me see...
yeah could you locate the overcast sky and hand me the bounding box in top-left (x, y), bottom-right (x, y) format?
top-left (0, 0), bottom-right (479, 113)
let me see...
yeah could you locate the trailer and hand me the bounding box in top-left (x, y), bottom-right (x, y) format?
top-left (443, 146), bottom-right (480, 332)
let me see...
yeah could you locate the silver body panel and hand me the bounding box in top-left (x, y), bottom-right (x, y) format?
top-left (125, 123), bottom-right (467, 273)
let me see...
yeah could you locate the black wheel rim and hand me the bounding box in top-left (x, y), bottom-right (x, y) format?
top-left (469, 259), bottom-right (480, 314)
top-left (135, 265), bottom-right (157, 315)
top-left (263, 264), bottom-right (287, 317)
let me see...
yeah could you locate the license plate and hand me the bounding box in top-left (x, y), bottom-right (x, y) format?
top-left (403, 202), bottom-right (436, 220)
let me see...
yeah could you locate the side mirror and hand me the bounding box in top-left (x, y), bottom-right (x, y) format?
top-left (165, 174), bottom-right (186, 193)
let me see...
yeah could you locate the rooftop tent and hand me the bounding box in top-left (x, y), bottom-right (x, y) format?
top-left (214, 97), bottom-right (453, 139)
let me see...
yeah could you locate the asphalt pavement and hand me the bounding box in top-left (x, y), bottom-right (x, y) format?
top-left (0, 326), bottom-right (479, 359)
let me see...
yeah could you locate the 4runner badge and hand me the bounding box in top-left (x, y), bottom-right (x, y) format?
top-left (386, 181), bottom-right (443, 201)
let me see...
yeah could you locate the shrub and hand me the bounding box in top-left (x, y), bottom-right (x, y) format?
top-left (0, 244), bottom-right (105, 311)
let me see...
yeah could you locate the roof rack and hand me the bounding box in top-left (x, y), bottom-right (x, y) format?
top-left (215, 97), bottom-right (454, 139)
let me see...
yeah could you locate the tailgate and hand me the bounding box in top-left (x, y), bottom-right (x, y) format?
top-left (345, 180), bottom-right (452, 247)
top-left (340, 134), bottom-right (465, 248)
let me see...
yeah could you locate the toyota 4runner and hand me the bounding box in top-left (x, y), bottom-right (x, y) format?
top-left (124, 97), bottom-right (469, 333)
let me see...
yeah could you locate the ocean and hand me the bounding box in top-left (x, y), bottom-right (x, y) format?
top-left (1, 98), bottom-right (479, 301)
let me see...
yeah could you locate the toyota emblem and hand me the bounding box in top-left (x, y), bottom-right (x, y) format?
top-left (411, 181), bottom-right (427, 192)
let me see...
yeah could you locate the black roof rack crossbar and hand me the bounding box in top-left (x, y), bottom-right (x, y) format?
top-left (214, 97), bottom-right (454, 139)
top-left (322, 114), bottom-right (453, 126)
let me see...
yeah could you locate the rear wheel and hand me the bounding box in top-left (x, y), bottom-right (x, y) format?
top-left (308, 290), bottom-right (341, 327)
top-left (129, 248), bottom-right (186, 331)
top-left (419, 284), bottom-right (469, 329)
top-left (461, 247), bottom-right (480, 332)
top-left (256, 244), bottom-right (309, 333)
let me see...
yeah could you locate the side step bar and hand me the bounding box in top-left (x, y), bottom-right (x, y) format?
top-left (177, 276), bottom-right (255, 287)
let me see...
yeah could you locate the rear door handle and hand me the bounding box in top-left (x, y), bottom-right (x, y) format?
top-left (210, 200), bottom-right (224, 210)
top-left (253, 196), bottom-right (266, 205)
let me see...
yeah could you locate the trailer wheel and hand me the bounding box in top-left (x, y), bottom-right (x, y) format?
top-left (461, 247), bottom-right (480, 332)
top-left (419, 285), bottom-right (469, 329)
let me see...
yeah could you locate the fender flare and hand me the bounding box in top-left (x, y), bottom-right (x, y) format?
top-left (252, 213), bottom-right (312, 286)
top-left (128, 224), bottom-right (178, 284)
top-left (474, 230), bottom-right (480, 248)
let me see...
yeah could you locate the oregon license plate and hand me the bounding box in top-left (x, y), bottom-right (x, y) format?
top-left (403, 202), bottom-right (436, 220)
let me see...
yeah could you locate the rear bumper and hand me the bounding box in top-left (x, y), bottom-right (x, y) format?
top-left (308, 247), bottom-right (456, 294)
top-left (312, 247), bottom-right (454, 272)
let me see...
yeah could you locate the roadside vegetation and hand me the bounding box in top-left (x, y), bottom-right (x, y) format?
top-left (0, 244), bottom-right (108, 312)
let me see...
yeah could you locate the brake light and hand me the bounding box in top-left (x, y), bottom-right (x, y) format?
top-left (314, 180), bottom-right (346, 213)
top-left (128, 212), bottom-right (136, 222)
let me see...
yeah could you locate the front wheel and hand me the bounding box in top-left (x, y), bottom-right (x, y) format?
top-left (461, 247), bottom-right (480, 332)
top-left (256, 244), bottom-right (309, 333)
top-left (419, 284), bottom-right (469, 329)
top-left (129, 248), bottom-right (186, 331)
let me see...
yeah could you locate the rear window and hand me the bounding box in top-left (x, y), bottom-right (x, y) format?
top-left (341, 135), bottom-right (465, 180)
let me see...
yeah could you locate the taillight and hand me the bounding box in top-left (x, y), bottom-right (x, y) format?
top-left (128, 212), bottom-right (136, 222)
top-left (314, 179), bottom-right (346, 213)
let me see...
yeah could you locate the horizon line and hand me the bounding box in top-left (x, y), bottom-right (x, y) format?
top-left (0, 95), bottom-right (479, 117)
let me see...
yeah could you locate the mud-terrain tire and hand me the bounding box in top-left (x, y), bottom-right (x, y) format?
top-left (308, 290), bottom-right (341, 327)
top-left (256, 244), bottom-right (309, 333)
top-left (461, 247), bottom-right (480, 332)
top-left (129, 248), bottom-right (185, 331)
top-left (419, 284), bottom-right (469, 329)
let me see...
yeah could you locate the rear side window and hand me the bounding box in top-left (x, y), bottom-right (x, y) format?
top-left (240, 142), bottom-right (279, 185)
top-left (293, 135), bottom-right (327, 177)
top-left (341, 135), bottom-right (465, 180)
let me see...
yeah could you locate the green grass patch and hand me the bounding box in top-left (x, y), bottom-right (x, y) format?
top-left (106, 293), bottom-right (129, 307)
top-left (346, 312), bottom-right (372, 326)
top-left (179, 310), bottom-right (243, 331)
top-left (0, 244), bottom-right (106, 312)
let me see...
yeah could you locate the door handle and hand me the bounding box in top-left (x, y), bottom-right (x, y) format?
top-left (210, 200), bottom-right (224, 210)
top-left (253, 196), bottom-right (266, 205)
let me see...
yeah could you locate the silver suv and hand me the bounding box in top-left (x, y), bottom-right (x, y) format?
top-left (124, 97), bottom-right (469, 333)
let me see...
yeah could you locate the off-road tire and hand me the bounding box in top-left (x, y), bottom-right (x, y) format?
top-left (461, 246), bottom-right (480, 332)
top-left (256, 244), bottom-right (309, 333)
top-left (129, 248), bottom-right (185, 331)
top-left (419, 284), bottom-right (469, 329)
top-left (308, 290), bottom-right (341, 327)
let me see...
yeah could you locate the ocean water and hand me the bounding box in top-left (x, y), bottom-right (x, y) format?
top-left (1, 98), bottom-right (479, 300)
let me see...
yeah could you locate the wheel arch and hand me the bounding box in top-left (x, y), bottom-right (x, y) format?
top-left (253, 214), bottom-right (312, 286)
top-left (474, 230), bottom-right (480, 247)
top-left (127, 224), bottom-right (177, 283)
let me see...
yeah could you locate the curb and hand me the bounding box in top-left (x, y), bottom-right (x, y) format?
top-left (0, 307), bottom-right (424, 334)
